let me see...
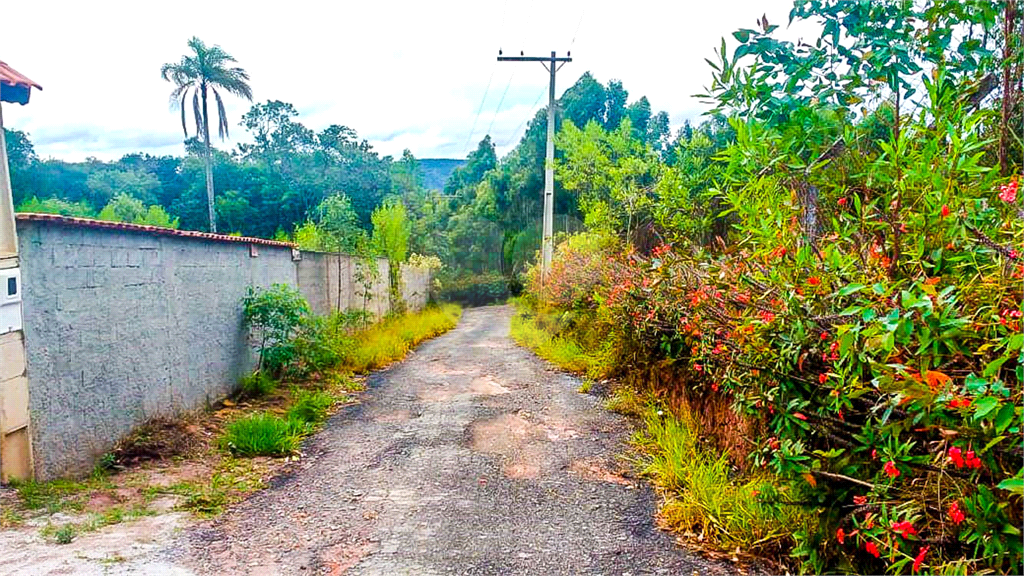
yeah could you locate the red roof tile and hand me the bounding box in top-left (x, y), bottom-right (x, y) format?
top-left (0, 61), bottom-right (41, 91)
top-left (16, 213), bottom-right (297, 249)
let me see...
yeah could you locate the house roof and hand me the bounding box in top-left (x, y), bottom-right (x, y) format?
top-left (16, 213), bottom-right (297, 249)
top-left (0, 61), bottom-right (42, 105)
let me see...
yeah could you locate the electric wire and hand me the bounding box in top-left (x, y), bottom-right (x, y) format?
top-left (462, 66), bottom-right (496, 155)
top-left (502, 87), bottom-right (547, 148)
top-left (485, 69), bottom-right (517, 139)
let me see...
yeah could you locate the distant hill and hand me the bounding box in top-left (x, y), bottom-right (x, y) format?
top-left (418, 158), bottom-right (465, 191)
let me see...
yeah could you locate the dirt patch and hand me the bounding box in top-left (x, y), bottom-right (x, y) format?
top-left (372, 409), bottom-right (414, 423)
top-left (418, 375), bottom-right (510, 402)
top-left (569, 458), bottom-right (632, 485)
top-left (469, 413), bottom-right (540, 455)
top-left (468, 375), bottom-right (510, 395)
top-left (111, 417), bottom-right (204, 466)
top-left (317, 540), bottom-right (379, 575)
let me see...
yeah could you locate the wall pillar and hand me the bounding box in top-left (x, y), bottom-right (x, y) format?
top-left (0, 102), bottom-right (32, 481)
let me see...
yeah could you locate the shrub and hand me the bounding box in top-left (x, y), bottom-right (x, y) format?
top-left (439, 273), bottom-right (509, 306)
top-left (239, 371), bottom-right (276, 398)
top-left (242, 284), bottom-right (310, 375)
top-left (287, 390), bottom-right (336, 424)
top-left (220, 413), bottom-right (304, 457)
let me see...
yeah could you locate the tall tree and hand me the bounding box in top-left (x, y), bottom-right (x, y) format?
top-left (161, 37), bottom-right (252, 232)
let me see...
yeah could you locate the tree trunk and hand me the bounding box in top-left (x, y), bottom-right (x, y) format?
top-left (201, 83), bottom-right (217, 233)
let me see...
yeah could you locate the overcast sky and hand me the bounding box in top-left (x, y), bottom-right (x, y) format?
top-left (1, 0), bottom-right (819, 162)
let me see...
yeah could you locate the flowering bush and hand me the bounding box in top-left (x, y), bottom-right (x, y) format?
top-left (541, 164), bottom-right (1022, 572)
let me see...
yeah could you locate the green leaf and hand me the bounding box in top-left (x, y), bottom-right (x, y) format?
top-left (972, 396), bottom-right (1000, 421)
top-left (996, 477), bottom-right (1024, 495)
top-left (983, 356), bottom-right (1010, 377)
top-left (994, 403), bottom-right (1017, 434)
top-left (837, 283), bottom-right (866, 296)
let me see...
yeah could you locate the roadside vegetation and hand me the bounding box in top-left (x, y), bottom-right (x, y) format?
top-left (0, 288), bottom-right (460, 543)
top-left (511, 1), bottom-right (1021, 573)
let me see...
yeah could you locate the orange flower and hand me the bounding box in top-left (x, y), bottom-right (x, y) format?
top-left (807, 276), bottom-right (822, 286)
top-left (836, 528), bottom-right (845, 544)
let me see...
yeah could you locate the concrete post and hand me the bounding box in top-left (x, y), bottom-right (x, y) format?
top-left (0, 101), bottom-right (33, 482)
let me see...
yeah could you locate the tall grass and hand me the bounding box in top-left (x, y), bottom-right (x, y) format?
top-left (631, 402), bottom-right (809, 558)
top-left (220, 413), bottom-right (305, 457)
top-left (509, 305), bottom-right (615, 379)
top-left (342, 303), bottom-right (461, 372)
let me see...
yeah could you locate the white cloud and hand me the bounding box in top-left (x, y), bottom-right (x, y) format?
top-left (1, 0), bottom-right (819, 162)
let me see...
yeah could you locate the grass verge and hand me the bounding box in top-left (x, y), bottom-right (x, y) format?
top-left (509, 304), bottom-right (614, 379)
top-left (630, 402), bottom-right (809, 560)
top-left (342, 303), bottom-right (462, 372)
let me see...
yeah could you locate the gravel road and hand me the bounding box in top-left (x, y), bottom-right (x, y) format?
top-left (4, 305), bottom-right (732, 576)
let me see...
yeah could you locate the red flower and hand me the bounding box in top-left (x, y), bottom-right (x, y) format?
top-left (948, 501), bottom-right (965, 525)
top-left (999, 179), bottom-right (1019, 203)
top-left (865, 541), bottom-right (880, 558)
top-left (891, 520), bottom-right (917, 538)
top-left (965, 450), bottom-right (982, 469)
top-left (838, 198), bottom-right (848, 206)
top-left (694, 363), bottom-right (703, 373)
top-left (710, 382), bottom-right (719, 392)
top-left (948, 397), bottom-right (970, 409)
top-left (913, 546), bottom-right (930, 573)
top-left (819, 373), bottom-right (828, 384)
top-left (883, 460), bottom-right (900, 479)
top-left (871, 449), bottom-right (877, 460)
top-left (853, 495), bottom-right (867, 506)
top-left (836, 528), bottom-right (845, 544)
top-left (794, 413), bottom-right (807, 420)
top-left (820, 331), bottom-right (830, 340)
top-left (940, 204), bottom-right (951, 218)
top-left (948, 446), bottom-right (964, 468)
top-left (807, 276), bottom-right (822, 286)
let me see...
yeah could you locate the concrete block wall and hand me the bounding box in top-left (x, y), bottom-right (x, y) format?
top-left (13, 216), bottom-right (435, 479)
top-left (17, 218), bottom-right (298, 479)
top-left (400, 263), bottom-right (432, 312)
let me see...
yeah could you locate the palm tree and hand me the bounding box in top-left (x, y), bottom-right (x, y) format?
top-left (161, 37), bottom-right (252, 233)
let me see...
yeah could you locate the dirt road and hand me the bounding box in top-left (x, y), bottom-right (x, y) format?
top-left (4, 306), bottom-right (727, 575)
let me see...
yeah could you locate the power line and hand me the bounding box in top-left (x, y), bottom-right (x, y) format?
top-left (502, 87), bottom-right (546, 148)
top-left (485, 69), bottom-right (517, 138)
top-left (568, 4), bottom-right (585, 50)
top-left (462, 66), bottom-right (496, 155)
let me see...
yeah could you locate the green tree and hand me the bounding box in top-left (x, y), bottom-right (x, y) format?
top-left (371, 200), bottom-right (411, 309)
top-left (161, 36), bottom-right (253, 233)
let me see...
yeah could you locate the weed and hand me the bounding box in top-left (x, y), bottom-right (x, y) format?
top-left (509, 306), bottom-right (615, 380)
top-left (604, 386), bottom-right (646, 418)
top-left (53, 524), bottom-right (76, 544)
top-left (0, 507), bottom-right (24, 528)
top-left (220, 413), bottom-right (303, 457)
top-left (342, 304), bottom-right (461, 372)
top-left (11, 478), bottom-right (101, 513)
top-left (631, 402), bottom-right (808, 557)
top-left (287, 390), bottom-right (337, 424)
top-left (239, 371), bottom-right (277, 398)
top-left (322, 370), bottom-right (364, 393)
top-left (577, 379), bottom-right (594, 394)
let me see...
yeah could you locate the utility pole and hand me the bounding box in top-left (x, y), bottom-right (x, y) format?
top-left (497, 50), bottom-right (571, 280)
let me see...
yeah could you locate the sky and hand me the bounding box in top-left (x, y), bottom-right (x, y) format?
top-left (1, 0), bottom-right (820, 162)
